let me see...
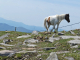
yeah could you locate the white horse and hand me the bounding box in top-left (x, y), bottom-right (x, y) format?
top-left (44, 14), bottom-right (70, 32)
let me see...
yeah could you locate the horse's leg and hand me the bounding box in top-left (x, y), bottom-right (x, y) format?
top-left (56, 24), bottom-right (59, 31)
top-left (47, 24), bottom-right (50, 32)
top-left (51, 25), bottom-right (55, 32)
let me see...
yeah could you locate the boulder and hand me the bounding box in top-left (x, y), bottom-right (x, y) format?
top-left (32, 31), bottom-right (38, 35)
top-left (46, 52), bottom-right (58, 60)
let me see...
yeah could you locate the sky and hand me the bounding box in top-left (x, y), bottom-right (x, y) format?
top-left (0, 0), bottom-right (80, 30)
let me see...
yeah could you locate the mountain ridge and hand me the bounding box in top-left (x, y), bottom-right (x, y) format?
top-left (0, 17), bottom-right (64, 32)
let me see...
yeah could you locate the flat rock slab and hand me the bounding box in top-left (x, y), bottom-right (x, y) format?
top-left (56, 51), bottom-right (69, 54)
top-left (16, 50), bottom-right (27, 53)
top-left (65, 57), bottom-right (74, 60)
top-left (0, 43), bottom-right (14, 46)
top-left (16, 50), bottom-right (37, 53)
top-left (27, 44), bottom-right (37, 47)
top-left (26, 48), bottom-right (36, 50)
top-left (17, 35), bottom-right (31, 38)
top-left (49, 37), bottom-right (60, 43)
top-left (0, 47), bottom-right (6, 49)
top-left (0, 50), bottom-right (15, 56)
top-left (0, 33), bottom-right (10, 39)
top-left (68, 40), bottom-right (80, 44)
top-left (59, 36), bottom-right (80, 39)
top-left (46, 52), bottom-right (58, 60)
top-left (24, 39), bottom-right (38, 43)
top-left (44, 47), bottom-right (56, 50)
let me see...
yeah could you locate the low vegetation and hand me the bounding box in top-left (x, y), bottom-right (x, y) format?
top-left (0, 29), bottom-right (80, 60)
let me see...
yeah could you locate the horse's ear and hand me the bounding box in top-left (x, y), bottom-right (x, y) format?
top-left (66, 14), bottom-right (69, 16)
top-left (67, 14), bottom-right (69, 16)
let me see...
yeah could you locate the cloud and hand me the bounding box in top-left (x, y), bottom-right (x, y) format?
top-left (0, 0), bottom-right (80, 30)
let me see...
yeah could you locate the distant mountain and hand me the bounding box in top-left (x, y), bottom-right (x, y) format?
top-left (0, 17), bottom-right (64, 32)
top-left (0, 17), bottom-right (46, 31)
top-left (0, 23), bottom-right (32, 33)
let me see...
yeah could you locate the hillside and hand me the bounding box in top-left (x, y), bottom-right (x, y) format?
top-left (0, 23), bottom-right (32, 33)
top-left (0, 17), bottom-right (64, 32)
top-left (0, 29), bottom-right (80, 60)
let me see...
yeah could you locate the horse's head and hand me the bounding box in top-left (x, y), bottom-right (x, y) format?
top-left (65, 14), bottom-right (70, 23)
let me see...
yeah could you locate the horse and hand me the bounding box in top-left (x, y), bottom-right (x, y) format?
top-left (44, 14), bottom-right (70, 32)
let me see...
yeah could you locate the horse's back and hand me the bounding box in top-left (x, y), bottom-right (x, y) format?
top-left (49, 15), bottom-right (58, 25)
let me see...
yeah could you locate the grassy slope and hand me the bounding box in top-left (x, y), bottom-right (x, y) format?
top-left (0, 30), bottom-right (80, 60)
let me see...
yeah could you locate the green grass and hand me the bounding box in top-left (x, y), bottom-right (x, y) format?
top-left (57, 53), bottom-right (80, 60)
top-left (0, 30), bottom-right (79, 60)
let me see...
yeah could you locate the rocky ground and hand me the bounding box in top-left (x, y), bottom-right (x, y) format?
top-left (0, 30), bottom-right (80, 60)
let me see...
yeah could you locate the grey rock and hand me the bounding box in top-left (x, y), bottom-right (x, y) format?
top-left (27, 44), bottom-right (37, 47)
top-left (3, 39), bottom-right (12, 44)
top-left (37, 54), bottom-right (41, 57)
top-left (0, 43), bottom-right (14, 46)
top-left (65, 57), bottom-right (74, 60)
top-left (17, 34), bottom-right (31, 38)
top-left (68, 40), bottom-right (80, 45)
top-left (59, 36), bottom-right (80, 39)
top-left (32, 31), bottom-right (38, 35)
top-left (77, 33), bottom-right (80, 35)
top-left (49, 37), bottom-right (60, 43)
top-left (16, 50), bottom-right (27, 53)
top-left (51, 34), bottom-right (55, 38)
top-left (71, 45), bottom-right (78, 48)
top-left (27, 50), bottom-right (37, 53)
top-left (24, 39), bottom-right (38, 43)
top-left (0, 50), bottom-right (15, 56)
top-left (56, 51), bottom-right (69, 54)
top-left (58, 32), bottom-right (64, 35)
top-left (0, 47), bottom-right (6, 49)
top-left (16, 50), bottom-right (37, 53)
top-left (8, 52), bottom-right (15, 57)
top-left (46, 52), bottom-right (58, 60)
top-left (44, 47), bottom-right (56, 50)
top-left (0, 33), bottom-right (10, 39)
top-left (69, 31), bottom-right (75, 35)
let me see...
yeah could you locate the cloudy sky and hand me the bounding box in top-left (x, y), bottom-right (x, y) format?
top-left (0, 0), bottom-right (80, 30)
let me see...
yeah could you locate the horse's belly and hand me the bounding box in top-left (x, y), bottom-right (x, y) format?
top-left (50, 18), bottom-right (58, 25)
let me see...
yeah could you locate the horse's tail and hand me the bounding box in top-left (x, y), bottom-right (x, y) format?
top-left (44, 18), bottom-right (48, 30)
